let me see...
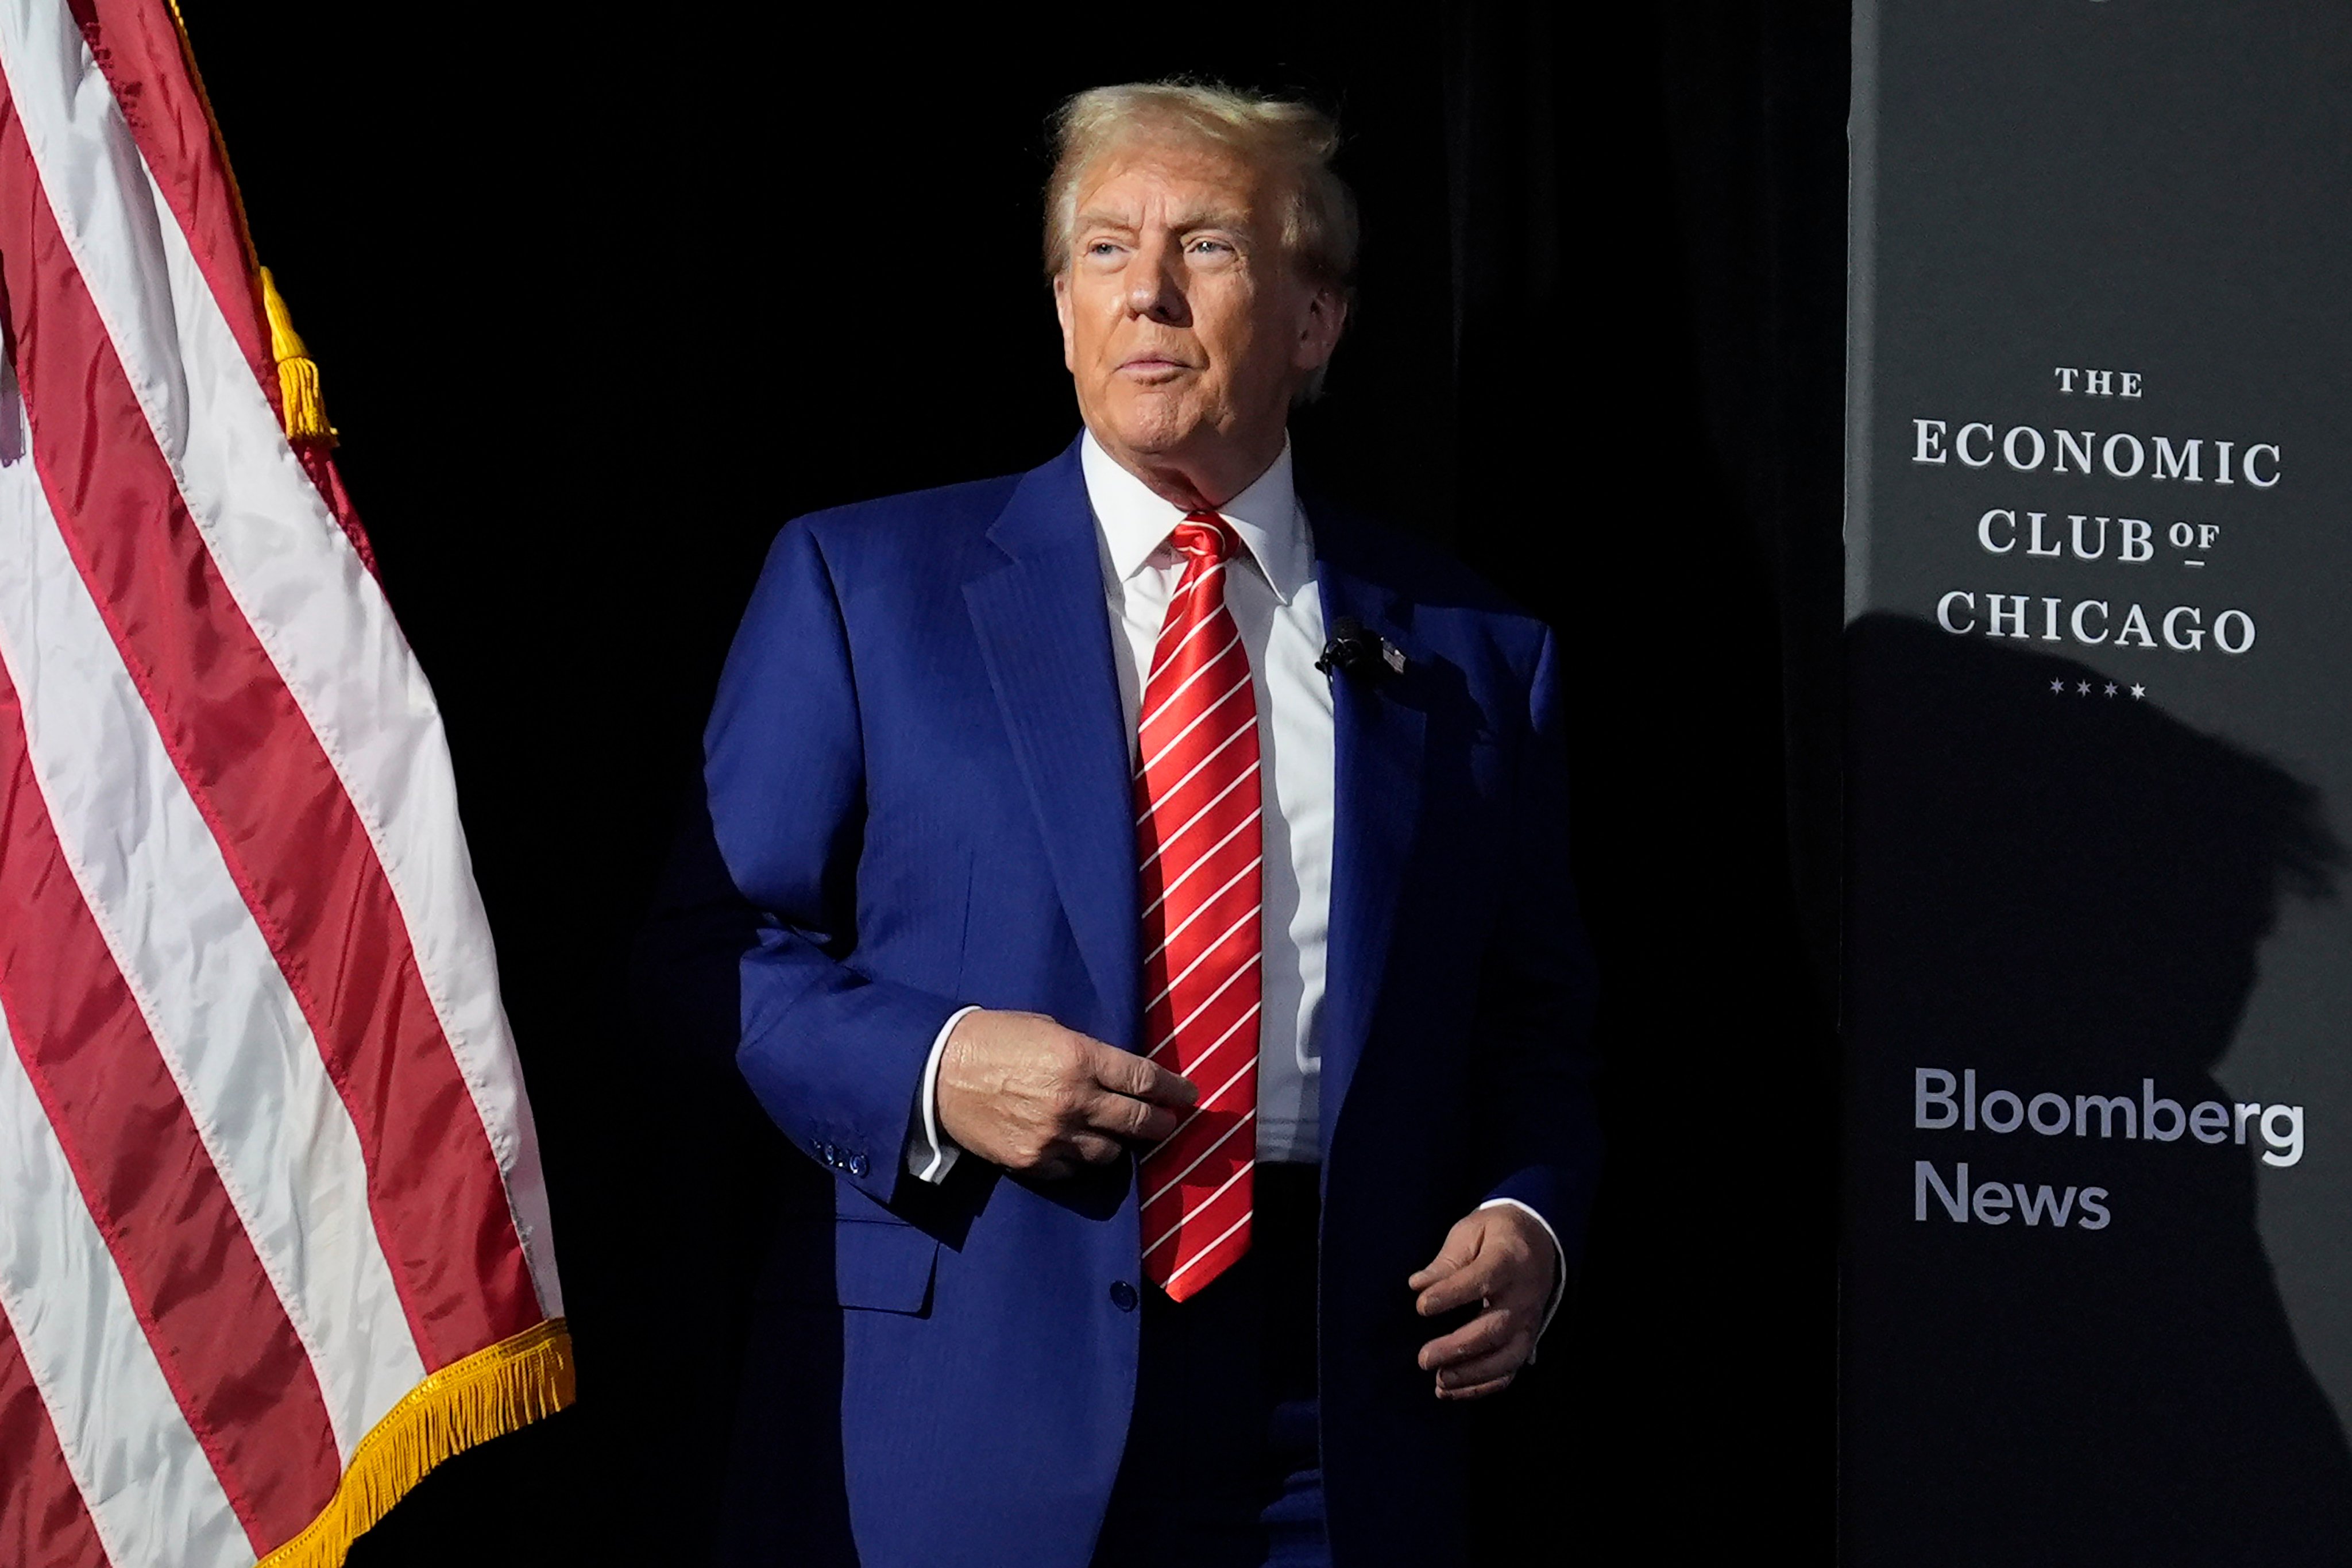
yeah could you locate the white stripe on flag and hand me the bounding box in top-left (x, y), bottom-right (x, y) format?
top-left (0, 1011), bottom-right (248, 1568)
top-left (0, 3), bottom-right (561, 1314)
top-left (0, 379), bottom-right (425, 1459)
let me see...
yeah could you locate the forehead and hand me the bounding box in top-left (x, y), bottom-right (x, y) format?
top-left (1073, 136), bottom-right (1274, 220)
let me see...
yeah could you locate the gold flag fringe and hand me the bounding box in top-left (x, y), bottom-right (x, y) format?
top-left (258, 267), bottom-right (337, 449)
top-left (258, 1318), bottom-right (576, 1568)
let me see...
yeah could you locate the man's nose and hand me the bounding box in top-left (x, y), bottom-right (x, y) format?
top-left (1124, 237), bottom-right (1191, 326)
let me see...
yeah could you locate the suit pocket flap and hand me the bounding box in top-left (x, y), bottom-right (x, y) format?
top-left (756, 1216), bottom-right (939, 1314)
top-left (834, 1218), bottom-right (939, 1312)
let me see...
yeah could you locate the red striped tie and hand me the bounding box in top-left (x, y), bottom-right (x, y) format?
top-left (1136, 513), bottom-right (1262, 1303)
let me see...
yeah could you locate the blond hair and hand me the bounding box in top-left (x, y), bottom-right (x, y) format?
top-left (1042, 81), bottom-right (1359, 289)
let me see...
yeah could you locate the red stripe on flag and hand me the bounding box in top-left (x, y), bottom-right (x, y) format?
top-left (0, 106), bottom-right (539, 1368)
top-left (0, 678), bottom-right (337, 1552)
top-left (72, 0), bottom-right (380, 571)
top-left (71, 0), bottom-right (271, 386)
top-left (0, 1311), bottom-right (111, 1568)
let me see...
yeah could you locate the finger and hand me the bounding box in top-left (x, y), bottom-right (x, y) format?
top-left (1083, 1091), bottom-right (1187, 1144)
top-left (1434, 1372), bottom-right (1515, 1403)
top-left (1089, 1044), bottom-right (1199, 1110)
top-left (1407, 1217), bottom-right (1486, 1292)
top-left (1418, 1306), bottom-right (1518, 1371)
top-left (1416, 1253), bottom-right (1505, 1318)
top-left (1068, 1132), bottom-right (1124, 1165)
top-left (1433, 1342), bottom-right (1530, 1391)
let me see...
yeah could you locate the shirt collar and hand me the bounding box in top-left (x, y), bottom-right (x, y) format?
top-left (1079, 428), bottom-right (1312, 604)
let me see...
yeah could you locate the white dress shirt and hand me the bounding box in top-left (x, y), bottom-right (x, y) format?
top-left (908, 431), bottom-right (1331, 1176)
top-left (1086, 432), bottom-right (1335, 1164)
top-left (901, 434), bottom-right (1563, 1339)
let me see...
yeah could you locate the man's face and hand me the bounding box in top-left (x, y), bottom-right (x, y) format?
top-left (1055, 142), bottom-right (1343, 486)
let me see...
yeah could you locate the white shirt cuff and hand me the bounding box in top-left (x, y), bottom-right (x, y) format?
top-left (1478, 1196), bottom-right (1568, 1362)
top-left (904, 1006), bottom-right (977, 1184)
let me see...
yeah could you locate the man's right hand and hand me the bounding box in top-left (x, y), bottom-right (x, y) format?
top-left (935, 1010), bottom-right (1198, 1180)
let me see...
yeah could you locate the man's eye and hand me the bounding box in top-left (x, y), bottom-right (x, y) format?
top-left (1086, 241), bottom-right (1121, 257)
top-left (1188, 238), bottom-right (1233, 255)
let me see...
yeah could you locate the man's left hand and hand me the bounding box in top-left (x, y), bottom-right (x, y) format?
top-left (1408, 1205), bottom-right (1558, 1401)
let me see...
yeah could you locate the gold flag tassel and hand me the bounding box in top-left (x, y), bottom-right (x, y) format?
top-left (258, 1319), bottom-right (576, 1568)
top-left (259, 266), bottom-right (338, 449)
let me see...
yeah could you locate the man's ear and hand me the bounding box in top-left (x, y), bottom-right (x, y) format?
top-left (1295, 283), bottom-right (1349, 373)
top-left (1053, 273), bottom-right (1077, 374)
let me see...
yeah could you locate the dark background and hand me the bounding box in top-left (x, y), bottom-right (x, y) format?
top-left (176, 3), bottom-right (1849, 1561)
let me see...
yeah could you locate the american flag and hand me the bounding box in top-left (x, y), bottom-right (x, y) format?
top-left (0, 5), bottom-right (567, 1565)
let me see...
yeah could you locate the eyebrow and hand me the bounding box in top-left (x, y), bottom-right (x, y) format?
top-left (1075, 207), bottom-right (1256, 239)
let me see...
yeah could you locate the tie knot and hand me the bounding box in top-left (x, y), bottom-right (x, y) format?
top-left (1172, 513), bottom-right (1237, 564)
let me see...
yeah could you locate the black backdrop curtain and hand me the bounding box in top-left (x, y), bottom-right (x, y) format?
top-left (171, 3), bottom-right (1848, 1559)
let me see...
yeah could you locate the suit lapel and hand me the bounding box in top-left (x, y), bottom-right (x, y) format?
top-left (964, 445), bottom-right (1142, 1048)
top-left (1315, 536), bottom-right (1428, 1149)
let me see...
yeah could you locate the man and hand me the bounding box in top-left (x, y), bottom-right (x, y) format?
top-left (653, 82), bottom-right (1600, 1567)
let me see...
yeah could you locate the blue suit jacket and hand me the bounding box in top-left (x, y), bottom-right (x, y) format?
top-left (658, 439), bottom-right (1600, 1567)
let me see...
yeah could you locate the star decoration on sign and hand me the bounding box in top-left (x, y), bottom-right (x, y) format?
top-left (2076, 680), bottom-right (2092, 695)
top-left (2130, 683), bottom-right (2146, 700)
top-left (2050, 678), bottom-right (2067, 694)
top-left (2104, 682), bottom-right (2118, 697)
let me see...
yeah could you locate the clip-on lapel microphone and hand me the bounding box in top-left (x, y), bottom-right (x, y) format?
top-left (1316, 615), bottom-right (1408, 681)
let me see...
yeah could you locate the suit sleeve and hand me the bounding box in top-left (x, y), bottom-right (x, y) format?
top-left (1471, 624), bottom-right (1604, 1270)
top-left (648, 520), bottom-right (963, 1208)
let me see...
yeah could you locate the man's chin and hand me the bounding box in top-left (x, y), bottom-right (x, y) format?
top-left (1092, 407), bottom-right (1207, 463)
top-left (1105, 385), bottom-right (1242, 446)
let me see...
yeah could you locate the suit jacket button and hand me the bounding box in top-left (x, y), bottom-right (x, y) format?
top-left (1109, 1280), bottom-right (1138, 1312)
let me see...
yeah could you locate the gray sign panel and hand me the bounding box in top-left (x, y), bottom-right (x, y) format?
top-left (1845, 3), bottom-right (2352, 1560)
